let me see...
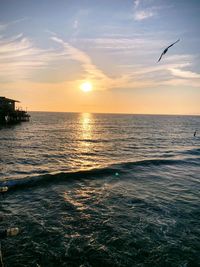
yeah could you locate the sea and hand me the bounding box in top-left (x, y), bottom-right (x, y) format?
top-left (0, 112), bottom-right (200, 267)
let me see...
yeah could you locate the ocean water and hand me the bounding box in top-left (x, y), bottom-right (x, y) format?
top-left (0, 112), bottom-right (200, 267)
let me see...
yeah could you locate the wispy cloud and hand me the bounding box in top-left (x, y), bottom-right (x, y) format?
top-left (134, 10), bottom-right (155, 21)
top-left (133, 0), bottom-right (158, 21)
top-left (134, 0), bottom-right (141, 9)
top-left (162, 78), bottom-right (200, 88)
top-left (51, 36), bottom-right (113, 89)
top-left (51, 36), bottom-right (156, 90)
top-left (71, 36), bottom-right (165, 55)
top-left (0, 34), bottom-right (67, 81)
top-left (0, 18), bottom-right (28, 32)
top-left (73, 20), bottom-right (79, 30)
top-left (117, 53), bottom-right (199, 88)
top-left (1, 29), bottom-right (198, 92)
top-left (169, 68), bottom-right (200, 79)
top-left (159, 54), bottom-right (200, 86)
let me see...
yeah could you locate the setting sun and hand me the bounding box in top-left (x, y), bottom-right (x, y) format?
top-left (80, 82), bottom-right (92, 92)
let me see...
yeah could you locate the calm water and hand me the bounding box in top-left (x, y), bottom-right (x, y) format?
top-left (0, 112), bottom-right (200, 267)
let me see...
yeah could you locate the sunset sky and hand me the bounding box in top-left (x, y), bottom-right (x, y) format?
top-left (0, 0), bottom-right (200, 114)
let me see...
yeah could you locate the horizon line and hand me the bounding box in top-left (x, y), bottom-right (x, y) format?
top-left (28, 110), bottom-right (200, 116)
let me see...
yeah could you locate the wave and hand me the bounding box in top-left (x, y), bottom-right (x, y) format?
top-left (180, 148), bottom-right (200, 156)
top-left (1, 157), bottom-right (199, 191)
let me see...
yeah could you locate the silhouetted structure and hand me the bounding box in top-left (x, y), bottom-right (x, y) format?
top-left (0, 96), bottom-right (30, 124)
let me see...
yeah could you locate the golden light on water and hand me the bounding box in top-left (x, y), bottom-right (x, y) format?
top-left (81, 112), bottom-right (92, 140)
top-left (80, 81), bottom-right (93, 92)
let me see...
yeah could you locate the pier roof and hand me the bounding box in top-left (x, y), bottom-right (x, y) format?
top-left (0, 97), bottom-right (20, 103)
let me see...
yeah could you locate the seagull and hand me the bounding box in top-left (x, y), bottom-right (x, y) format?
top-left (157, 39), bottom-right (180, 62)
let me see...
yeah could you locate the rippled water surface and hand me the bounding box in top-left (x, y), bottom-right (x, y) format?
top-left (0, 113), bottom-right (200, 267)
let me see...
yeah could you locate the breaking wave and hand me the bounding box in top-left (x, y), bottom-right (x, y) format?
top-left (1, 156), bottom-right (199, 190)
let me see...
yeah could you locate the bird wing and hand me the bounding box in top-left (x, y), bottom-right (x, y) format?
top-left (157, 51), bottom-right (165, 62)
top-left (167, 39), bottom-right (180, 49)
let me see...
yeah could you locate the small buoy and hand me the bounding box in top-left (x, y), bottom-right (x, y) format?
top-left (0, 228), bottom-right (20, 239)
top-left (0, 187), bottom-right (8, 193)
top-left (6, 227), bottom-right (19, 237)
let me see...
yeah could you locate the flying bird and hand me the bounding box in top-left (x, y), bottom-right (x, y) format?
top-left (157, 39), bottom-right (180, 62)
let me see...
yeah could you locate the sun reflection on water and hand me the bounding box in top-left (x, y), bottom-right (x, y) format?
top-left (77, 113), bottom-right (95, 168)
top-left (80, 113), bottom-right (93, 141)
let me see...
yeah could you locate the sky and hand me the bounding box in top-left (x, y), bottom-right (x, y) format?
top-left (0, 0), bottom-right (200, 114)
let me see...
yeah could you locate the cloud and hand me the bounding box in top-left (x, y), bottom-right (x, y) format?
top-left (134, 10), bottom-right (155, 21)
top-left (1, 29), bottom-right (198, 93)
top-left (51, 36), bottom-right (157, 90)
top-left (169, 68), bottom-right (200, 79)
top-left (0, 34), bottom-right (67, 81)
top-left (51, 36), bottom-right (113, 89)
top-left (134, 0), bottom-right (141, 9)
top-left (10, 17), bottom-right (28, 25)
top-left (162, 78), bottom-right (200, 88)
top-left (1, 33), bottom-right (134, 89)
top-left (72, 36), bottom-right (164, 54)
top-left (133, 0), bottom-right (158, 21)
top-left (0, 18), bottom-right (28, 32)
top-left (117, 53), bottom-right (199, 89)
top-left (73, 20), bottom-right (79, 29)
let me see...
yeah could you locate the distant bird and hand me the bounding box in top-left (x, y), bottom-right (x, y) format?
top-left (194, 130), bottom-right (197, 137)
top-left (157, 39), bottom-right (180, 62)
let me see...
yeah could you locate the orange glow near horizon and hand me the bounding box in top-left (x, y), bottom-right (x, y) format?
top-left (2, 80), bottom-right (200, 115)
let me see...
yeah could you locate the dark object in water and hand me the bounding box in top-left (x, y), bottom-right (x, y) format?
top-left (194, 130), bottom-right (197, 137)
top-left (0, 228), bottom-right (19, 239)
top-left (0, 187), bottom-right (8, 193)
top-left (157, 39), bottom-right (180, 62)
top-left (0, 96), bottom-right (30, 124)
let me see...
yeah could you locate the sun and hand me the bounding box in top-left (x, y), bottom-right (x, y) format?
top-left (80, 82), bottom-right (93, 92)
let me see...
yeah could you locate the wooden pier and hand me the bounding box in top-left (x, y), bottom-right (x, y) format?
top-left (0, 97), bottom-right (30, 124)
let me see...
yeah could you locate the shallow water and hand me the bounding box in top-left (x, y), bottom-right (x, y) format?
top-left (0, 113), bottom-right (200, 266)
